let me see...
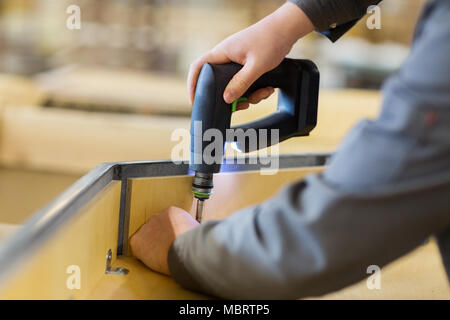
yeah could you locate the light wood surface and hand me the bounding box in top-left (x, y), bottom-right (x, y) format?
top-left (0, 167), bottom-right (79, 224)
top-left (87, 239), bottom-right (450, 300)
top-left (0, 181), bottom-right (122, 299)
top-left (87, 240), bottom-right (449, 300)
top-left (0, 74), bottom-right (45, 108)
top-left (88, 256), bottom-right (207, 300)
top-left (318, 239), bottom-right (450, 300)
top-left (0, 105), bottom-right (188, 174)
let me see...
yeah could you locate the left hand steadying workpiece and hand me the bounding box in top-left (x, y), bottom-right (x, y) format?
top-left (130, 207), bottom-right (198, 275)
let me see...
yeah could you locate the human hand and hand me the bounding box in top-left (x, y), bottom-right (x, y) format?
top-left (130, 206), bottom-right (199, 275)
top-left (187, 2), bottom-right (314, 111)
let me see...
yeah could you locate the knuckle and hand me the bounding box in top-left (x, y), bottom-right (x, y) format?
top-left (234, 77), bottom-right (249, 90)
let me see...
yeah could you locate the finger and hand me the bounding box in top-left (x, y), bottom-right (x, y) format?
top-left (236, 101), bottom-right (250, 111)
top-left (223, 60), bottom-right (262, 104)
top-left (187, 49), bottom-right (229, 105)
top-left (235, 87), bottom-right (274, 111)
top-left (247, 87), bottom-right (275, 104)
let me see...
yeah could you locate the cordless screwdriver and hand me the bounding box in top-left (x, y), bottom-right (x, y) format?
top-left (189, 58), bottom-right (320, 222)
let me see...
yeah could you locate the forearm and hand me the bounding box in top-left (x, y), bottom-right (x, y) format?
top-left (263, 2), bottom-right (315, 48)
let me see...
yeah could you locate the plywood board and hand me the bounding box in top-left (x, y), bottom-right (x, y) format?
top-left (317, 239), bottom-right (450, 300)
top-left (0, 181), bottom-right (122, 299)
top-left (0, 167), bottom-right (79, 224)
top-left (88, 256), bottom-right (208, 300)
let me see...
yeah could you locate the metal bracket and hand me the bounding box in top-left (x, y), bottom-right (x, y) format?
top-left (105, 249), bottom-right (129, 275)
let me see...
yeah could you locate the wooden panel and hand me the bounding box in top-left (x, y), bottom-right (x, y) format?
top-left (0, 181), bottom-right (121, 299)
top-left (127, 175), bottom-right (194, 239)
top-left (87, 256), bottom-right (208, 300)
top-left (0, 167), bottom-right (79, 224)
top-left (127, 167), bottom-right (323, 239)
top-left (317, 239), bottom-right (450, 300)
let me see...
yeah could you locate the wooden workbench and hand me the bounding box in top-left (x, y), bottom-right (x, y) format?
top-left (89, 240), bottom-right (450, 300)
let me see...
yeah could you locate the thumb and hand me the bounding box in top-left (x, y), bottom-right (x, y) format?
top-left (223, 61), bottom-right (262, 104)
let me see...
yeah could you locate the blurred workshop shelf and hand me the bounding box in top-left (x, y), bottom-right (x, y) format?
top-left (0, 68), bottom-right (382, 175)
top-left (36, 67), bottom-right (191, 115)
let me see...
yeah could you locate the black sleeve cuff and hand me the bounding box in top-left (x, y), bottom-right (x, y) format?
top-left (167, 241), bottom-right (207, 294)
top-left (320, 19), bottom-right (359, 42)
top-left (288, 0), bottom-right (339, 32)
top-left (287, 0), bottom-right (379, 42)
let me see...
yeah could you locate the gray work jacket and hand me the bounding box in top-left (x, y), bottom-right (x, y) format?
top-left (167, 0), bottom-right (450, 299)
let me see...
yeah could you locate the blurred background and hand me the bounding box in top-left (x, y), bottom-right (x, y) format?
top-left (0, 0), bottom-right (427, 227)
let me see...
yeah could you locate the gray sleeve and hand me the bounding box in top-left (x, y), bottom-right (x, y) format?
top-left (168, 1), bottom-right (450, 299)
top-left (287, 0), bottom-right (382, 41)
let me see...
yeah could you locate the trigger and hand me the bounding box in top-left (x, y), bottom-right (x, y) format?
top-left (231, 97), bottom-right (248, 113)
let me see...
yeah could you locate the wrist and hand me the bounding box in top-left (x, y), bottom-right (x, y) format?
top-left (267, 2), bottom-right (315, 48)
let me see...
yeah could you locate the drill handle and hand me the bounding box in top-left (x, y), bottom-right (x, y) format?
top-left (189, 58), bottom-right (319, 174)
top-left (231, 58), bottom-right (320, 152)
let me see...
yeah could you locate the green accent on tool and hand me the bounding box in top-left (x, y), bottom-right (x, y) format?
top-left (192, 191), bottom-right (211, 199)
top-left (231, 97), bottom-right (248, 113)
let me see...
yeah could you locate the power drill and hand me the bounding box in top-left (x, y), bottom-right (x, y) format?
top-left (189, 58), bottom-right (320, 222)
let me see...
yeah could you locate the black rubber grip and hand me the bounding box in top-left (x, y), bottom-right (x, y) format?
top-left (190, 58), bottom-right (319, 174)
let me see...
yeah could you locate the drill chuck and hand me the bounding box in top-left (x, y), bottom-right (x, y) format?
top-left (192, 171), bottom-right (213, 200)
top-left (189, 59), bottom-right (319, 222)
